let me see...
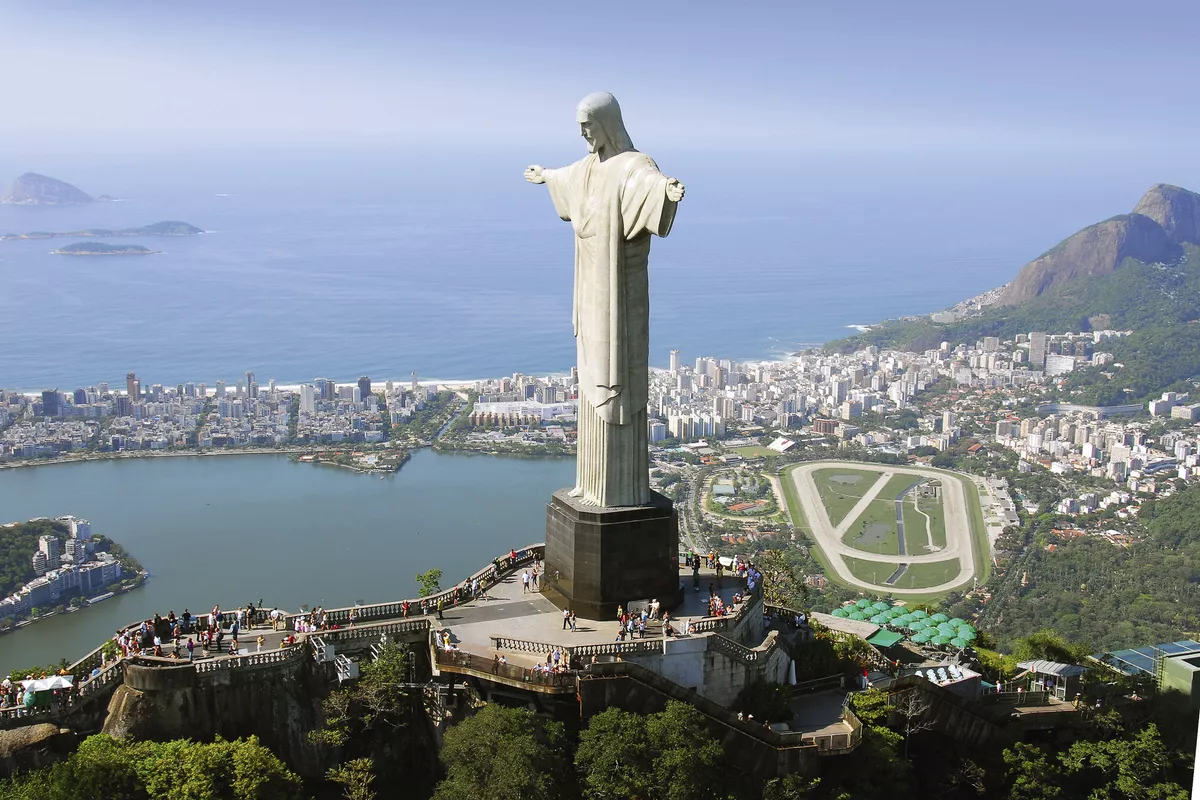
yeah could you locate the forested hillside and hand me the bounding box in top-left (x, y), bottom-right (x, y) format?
top-left (983, 484), bottom-right (1200, 652)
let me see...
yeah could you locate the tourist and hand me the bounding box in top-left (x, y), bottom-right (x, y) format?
top-left (562, 608), bottom-right (570, 630)
top-left (522, 570), bottom-right (530, 593)
top-left (348, 608), bottom-right (357, 628)
top-left (437, 598), bottom-right (444, 620)
top-left (402, 600), bottom-right (410, 619)
top-left (186, 638), bottom-right (194, 661)
top-left (256, 635), bottom-right (265, 653)
top-left (568, 611), bottom-right (577, 632)
top-left (493, 655), bottom-right (500, 674)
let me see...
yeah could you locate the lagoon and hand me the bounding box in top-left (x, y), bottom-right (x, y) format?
top-left (0, 450), bottom-right (574, 672)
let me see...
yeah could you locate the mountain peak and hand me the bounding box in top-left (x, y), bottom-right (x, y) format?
top-left (0, 173), bottom-right (94, 205)
top-left (1132, 183), bottom-right (1200, 246)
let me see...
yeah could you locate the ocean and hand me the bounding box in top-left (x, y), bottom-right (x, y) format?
top-left (0, 146), bottom-right (1191, 390)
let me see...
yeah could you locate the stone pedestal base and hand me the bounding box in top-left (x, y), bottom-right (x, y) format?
top-left (542, 489), bottom-right (682, 620)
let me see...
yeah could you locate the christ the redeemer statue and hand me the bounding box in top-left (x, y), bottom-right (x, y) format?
top-left (526, 92), bottom-right (685, 508)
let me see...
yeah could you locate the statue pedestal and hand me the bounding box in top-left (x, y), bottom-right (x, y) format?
top-left (542, 488), bottom-right (682, 620)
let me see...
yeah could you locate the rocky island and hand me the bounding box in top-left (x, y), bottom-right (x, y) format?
top-left (2, 221), bottom-right (204, 241)
top-left (52, 242), bottom-right (159, 256)
top-left (0, 173), bottom-right (95, 205)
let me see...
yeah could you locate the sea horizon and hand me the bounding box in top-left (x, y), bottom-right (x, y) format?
top-left (3, 146), bottom-right (1197, 391)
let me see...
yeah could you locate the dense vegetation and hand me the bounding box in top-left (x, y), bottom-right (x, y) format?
top-left (0, 734), bottom-right (302, 799)
top-left (0, 519), bottom-right (67, 596)
top-left (979, 482), bottom-right (1200, 652)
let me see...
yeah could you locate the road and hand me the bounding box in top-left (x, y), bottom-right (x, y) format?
top-left (783, 461), bottom-right (980, 595)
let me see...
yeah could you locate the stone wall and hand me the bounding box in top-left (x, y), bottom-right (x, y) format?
top-left (627, 629), bottom-right (790, 708)
top-left (102, 655), bottom-right (328, 776)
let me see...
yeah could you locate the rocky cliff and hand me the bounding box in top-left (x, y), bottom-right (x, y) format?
top-left (998, 184), bottom-right (1200, 306)
top-left (0, 173), bottom-right (94, 205)
top-left (1132, 183), bottom-right (1200, 246)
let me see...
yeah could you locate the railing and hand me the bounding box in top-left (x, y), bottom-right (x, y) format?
top-left (692, 585), bottom-right (759, 634)
top-left (0, 660), bottom-right (129, 725)
top-left (802, 705), bottom-right (863, 755)
top-left (434, 648), bottom-right (577, 691)
top-left (708, 630), bottom-right (781, 665)
top-left (193, 642), bottom-right (307, 673)
top-left (487, 635), bottom-right (666, 661)
top-left (791, 675), bottom-right (841, 696)
top-left (488, 636), bottom-right (562, 655)
top-left (321, 619), bottom-right (431, 644)
top-left (77, 660), bottom-right (126, 700)
top-left (286, 544), bottom-right (544, 629)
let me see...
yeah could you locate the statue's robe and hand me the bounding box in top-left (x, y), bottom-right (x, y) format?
top-left (544, 150), bottom-right (677, 507)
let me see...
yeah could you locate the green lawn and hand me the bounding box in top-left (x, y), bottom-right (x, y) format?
top-left (901, 498), bottom-right (931, 553)
top-left (779, 469), bottom-right (811, 534)
top-left (842, 555), bottom-right (902, 587)
top-left (918, 494), bottom-right (948, 548)
top-left (842, 555), bottom-right (963, 591)
top-left (812, 467), bottom-right (884, 527)
top-left (877, 474), bottom-right (921, 502)
top-left (731, 445), bottom-right (774, 458)
top-left (890, 559), bottom-right (962, 590)
top-left (841, 495), bottom-right (901, 556)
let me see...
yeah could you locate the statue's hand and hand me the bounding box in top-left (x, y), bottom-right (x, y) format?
top-left (524, 165), bottom-right (546, 185)
top-left (665, 178), bottom-right (685, 202)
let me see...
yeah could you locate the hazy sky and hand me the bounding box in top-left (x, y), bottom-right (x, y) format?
top-left (3, 0), bottom-right (1199, 156)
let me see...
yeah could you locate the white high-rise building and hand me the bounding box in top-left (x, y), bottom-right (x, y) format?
top-left (669, 349), bottom-right (680, 373)
top-left (299, 384), bottom-right (316, 413)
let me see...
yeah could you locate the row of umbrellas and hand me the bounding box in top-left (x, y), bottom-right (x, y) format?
top-left (830, 598), bottom-right (976, 649)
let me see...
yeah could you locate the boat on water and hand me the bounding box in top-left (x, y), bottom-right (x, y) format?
top-left (88, 592), bottom-right (115, 605)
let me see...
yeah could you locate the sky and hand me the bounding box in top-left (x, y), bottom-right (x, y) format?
top-left (3, 0), bottom-right (1200, 157)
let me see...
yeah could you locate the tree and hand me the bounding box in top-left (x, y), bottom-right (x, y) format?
top-left (415, 568), bottom-right (443, 597)
top-left (0, 734), bottom-right (302, 800)
top-left (312, 643), bottom-right (415, 747)
top-left (575, 702), bottom-right (726, 800)
top-left (890, 689), bottom-right (935, 759)
top-left (574, 707), bottom-right (654, 799)
top-left (328, 758), bottom-right (377, 800)
top-left (434, 704), bottom-right (571, 800)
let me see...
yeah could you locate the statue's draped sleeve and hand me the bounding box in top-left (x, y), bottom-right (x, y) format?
top-left (620, 156), bottom-right (677, 240)
top-left (543, 165), bottom-right (578, 223)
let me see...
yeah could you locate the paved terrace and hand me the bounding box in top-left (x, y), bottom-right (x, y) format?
top-left (437, 563), bottom-right (755, 668)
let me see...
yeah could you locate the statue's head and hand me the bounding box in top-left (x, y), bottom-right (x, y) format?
top-left (576, 92), bottom-right (635, 157)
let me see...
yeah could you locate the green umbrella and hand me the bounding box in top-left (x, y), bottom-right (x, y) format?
top-left (896, 614), bottom-right (915, 625)
top-left (950, 637), bottom-right (968, 648)
top-left (911, 633), bottom-right (931, 644)
top-left (930, 613), bottom-right (949, 623)
top-left (957, 624), bottom-right (976, 635)
top-left (832, 608), bottom-right (848, 618)
top-left (911, 609), bottom-right (928, 619)
top-left (932, 635), bottom-right (952, 646)
top-left (909, 620), bottom-right (929, 632)
top-left (937, 623), bottom-right (956, 634)
top-left (884, 607), bottom-right (905, 619)
top-left (856, 598), bottom-right (873, 608)
top-left (870, 614), bottom-right (889, 625)
top-left (949, 618), bottom-right (966, 627)
top-left (849, 611), bottom-right (866, 621)
top-left (959, 630), bottom-right (976, 641)
top-left (871, 601), bottom-right (890, 612)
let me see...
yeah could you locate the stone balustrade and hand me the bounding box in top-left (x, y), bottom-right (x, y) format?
top-left (434, 649), bottom-right (576, 692)
top-left (707, 629), bottom-right (781, 664)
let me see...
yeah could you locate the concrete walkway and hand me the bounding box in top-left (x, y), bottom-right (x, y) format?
top-left (434, 566), bottom-right (749, 668)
